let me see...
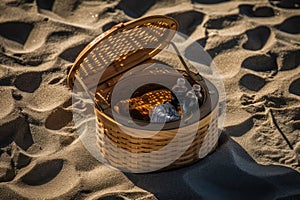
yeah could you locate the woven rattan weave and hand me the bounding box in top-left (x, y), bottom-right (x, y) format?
top-left (67, 15), bottom-right (219, 172)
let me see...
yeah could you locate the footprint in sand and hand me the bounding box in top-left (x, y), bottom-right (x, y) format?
top-left (0, 19), bottom-right (49, 51)
top-left (36, 0), bottom-right (54, 10)
top-left (204, 14), bottom-right (241, 30)
top-left (46, 31), bottom-right (74, 43)
top-left (45, 107), bottom-right (73, 130)
top-left (167, 11), bottom-right (204, 36)
top-left (239, 4), bottom-right (275, 17)
top-left (59, 43), bottom-right (87, 62)
top-left (21, 159), bottom-right (64, 186)
top-left (275, 16), bottom-right (300, 34)
top-left (0, 22), bottom-right (34, 45)
top-left (14, 72), bottom-right (42, 93)
top-left (117, 0), bottom-right (156, 18)
top-left (0, 76), bottom-right (14, 86)
top-left (12, 159), bottom-right (80, 199)
top-left (207, 36), bottom-right (240, 58)
top-left (251, 6), bottom-right (275, 17)
top-left (289, 78), bottom-right (300, 96)
top-left (0, 117), bottom-right (33, 150)
top-left (239, 73), bottom-right (266, 92)
top-left (242, 26), bottom-right (271, 51)
top-left (242, 54), bottom-right (277, 72)
top-left (278, 50), bottom-right (300, 71)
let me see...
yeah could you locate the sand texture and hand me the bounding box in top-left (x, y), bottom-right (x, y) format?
top-left (0, 0), bottom-right (300, 199)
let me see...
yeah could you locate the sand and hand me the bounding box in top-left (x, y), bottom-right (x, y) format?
top-left (0, 0), bottom-right (300, 199)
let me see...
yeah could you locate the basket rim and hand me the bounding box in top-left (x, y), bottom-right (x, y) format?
top-left (98, 72), bottom-right (219, 131)
top-left (67, 15), bottom-right (179, 89)
top-left (95, 100), bottom-right (218, 133)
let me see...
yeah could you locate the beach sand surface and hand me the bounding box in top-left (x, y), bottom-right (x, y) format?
top-left (0, 0), bottom-right (300, 199)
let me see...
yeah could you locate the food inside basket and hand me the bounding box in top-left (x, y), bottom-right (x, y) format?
top-left (113, 78), bottom-right (204, 123)
top-left (114, 89), bottom-right (180, 122)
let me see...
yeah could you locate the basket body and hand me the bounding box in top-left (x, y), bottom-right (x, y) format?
top-left (96, 105), bottom-right (218, 172)
top-left (67, 15), bottom-right (220, 172)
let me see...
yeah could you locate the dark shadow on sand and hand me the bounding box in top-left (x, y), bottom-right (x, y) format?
top-left (125, 132), bottom-right (300, 200)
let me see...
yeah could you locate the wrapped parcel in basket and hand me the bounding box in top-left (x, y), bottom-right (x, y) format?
top-left (67, 15), bottom-right (219, 173)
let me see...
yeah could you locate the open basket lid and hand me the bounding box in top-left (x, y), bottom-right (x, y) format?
top-left (67, 15), bottom-right (179, 108)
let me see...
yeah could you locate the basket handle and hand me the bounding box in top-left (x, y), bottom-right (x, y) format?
top-left (169, 41), bottom-right (203, 83)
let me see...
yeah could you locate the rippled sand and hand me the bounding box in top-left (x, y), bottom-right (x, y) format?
top-left (0, 0), bottom-right (300, 199)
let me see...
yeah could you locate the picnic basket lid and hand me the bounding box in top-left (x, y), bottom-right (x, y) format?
top-left (67, 15), bottom-right (178, 91)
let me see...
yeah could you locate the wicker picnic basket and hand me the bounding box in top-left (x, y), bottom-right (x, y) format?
top-left (67, 15), bottom-right (219, 173)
